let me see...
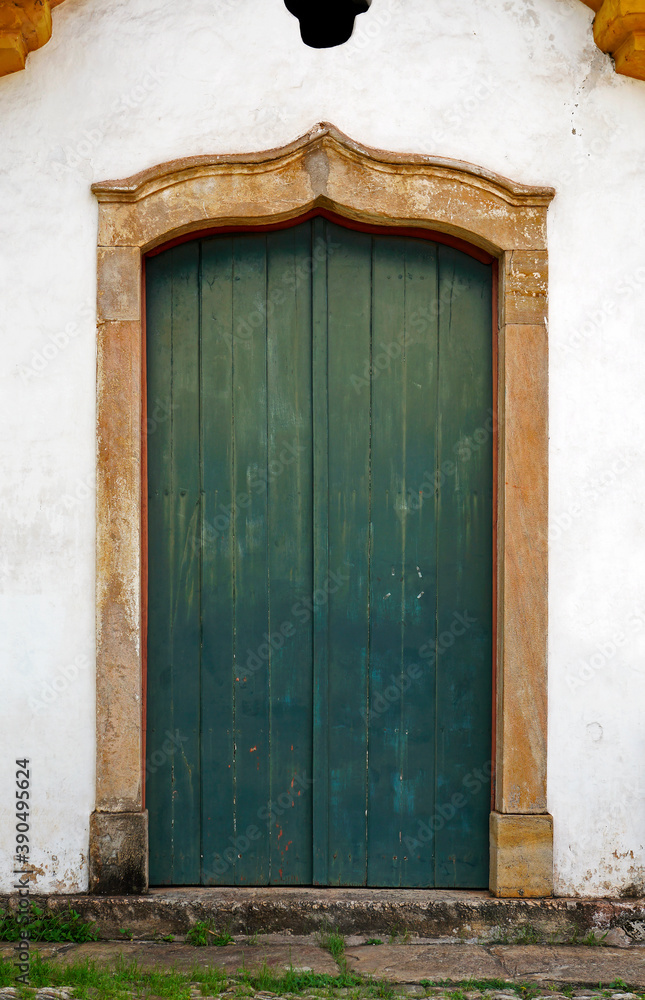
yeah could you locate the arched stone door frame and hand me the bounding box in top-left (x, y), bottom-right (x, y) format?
top-left (90, 123), bottom-right (554, 897)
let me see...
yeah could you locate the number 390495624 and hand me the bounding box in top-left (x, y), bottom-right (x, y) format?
top-left (15, 759), bottom-right (30, 845)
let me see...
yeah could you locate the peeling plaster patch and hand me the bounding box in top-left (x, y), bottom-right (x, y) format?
top-left (304, 147), bottom-right (329, 197)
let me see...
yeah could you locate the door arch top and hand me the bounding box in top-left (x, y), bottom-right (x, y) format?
top-left (91, 123), bottom-right (555, 899)
top-left (92, 122), bottom-right (553, 256)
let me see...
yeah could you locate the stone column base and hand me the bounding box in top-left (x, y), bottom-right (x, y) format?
top-left (89, 811), bottom-right (149, 895)
top-left (490, 811), bottom-right (553, 897)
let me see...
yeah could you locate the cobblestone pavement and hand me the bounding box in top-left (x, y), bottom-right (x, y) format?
top-left (1, 988), bottom-right (645, 1000)
top-left (1, 937), bottom-right (644, 999)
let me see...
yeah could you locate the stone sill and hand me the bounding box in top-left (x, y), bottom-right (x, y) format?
top-left (0, 888), bottom-right (643, 942)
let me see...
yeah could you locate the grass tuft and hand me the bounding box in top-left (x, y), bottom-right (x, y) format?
top-left (0, 904), bottom-right (99, 943)
top-left (318, 923), bottom-right (349, 975)
top-left (319, 925), bottom-right (346, 960)
top-left (185, 919), bottom-right (234, 947)
top-left (2, 951), bottom-right (643, 1000)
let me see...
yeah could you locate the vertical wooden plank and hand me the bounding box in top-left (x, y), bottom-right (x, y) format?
top-left (145, 249), bottom-right (174, 885)
top-left (367, 235), bottom-right (406, 887)
top-left (435, 245), bottom-right (493, 888)
top-left (266, 225), bottom-right (314, 884)
top-left (325, 220), bottom-right (372, 886)
top-left (398, 238), bottom-right (439, 888)
top-left (366, 236), bottom-right (440, 887)
top-left (168, 241), bottom-right (202, 885)
top-left (200, 236), bottom-right (236, 885)
top-left (232, 235), bottom-right (270, 885)
top-left (312, 217), bottom-right (330, 886)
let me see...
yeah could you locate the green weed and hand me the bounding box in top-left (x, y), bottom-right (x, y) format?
top-left (584, 930), bottom-right (608, 946)
top-left (185, 919), bottom-right (234, 947)
top-left (319, 925), bottom-right (346, 959)
top-left (227, 962), bottom-right (398, 998)
top-left (566, 928), bottom-right (609, 947)
top-left (5, 951), bottom-right (194, 998)
top-left (487, 924), bottom-right (541, 946)
top-left (4, 952), bottom-right (642, 1000)
top-left (318, 923), bottom-right (348, 973)
top-left (427, 979), bottom-right (536, 996)
top-left (513, 925), bottom-right (540, 946)
top-left (0, 903), bottom-right (99, 943)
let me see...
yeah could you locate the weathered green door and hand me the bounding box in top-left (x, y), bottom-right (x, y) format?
top-left (146, 218), bottom-right (493, 887)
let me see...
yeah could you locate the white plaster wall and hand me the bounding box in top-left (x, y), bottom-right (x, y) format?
top-left (0, 0), bottom-right (644, 896)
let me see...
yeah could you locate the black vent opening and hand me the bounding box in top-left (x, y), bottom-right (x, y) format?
top-left (285, 0), bottom-right (371, 49)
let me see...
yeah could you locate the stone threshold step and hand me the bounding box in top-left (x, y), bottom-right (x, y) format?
top-left (1, 889), bottom-right (643, 944)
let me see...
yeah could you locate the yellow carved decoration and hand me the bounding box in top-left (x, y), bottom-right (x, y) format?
top-left (580, 0), bottom-right (645, 80)
top-left (0, 0), bottom-right (65, 77)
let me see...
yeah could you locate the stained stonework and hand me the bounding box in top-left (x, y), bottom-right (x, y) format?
top-left (490, 813), bottom-right (554, 898)
top-left (92, 123), bottom-right (555, 896)
top-left (89, 811), bottom-right (148, 895)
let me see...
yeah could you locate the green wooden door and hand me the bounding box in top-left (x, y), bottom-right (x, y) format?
top-left (146, 218), bottom-right (493, 888)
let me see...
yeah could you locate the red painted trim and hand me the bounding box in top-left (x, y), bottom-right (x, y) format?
top-left (490, 258), bottom-right (499, 811)
top-left (144, 208), bottom-right (495, 265)
top-left (141, 255), bottom-right (148, 810)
